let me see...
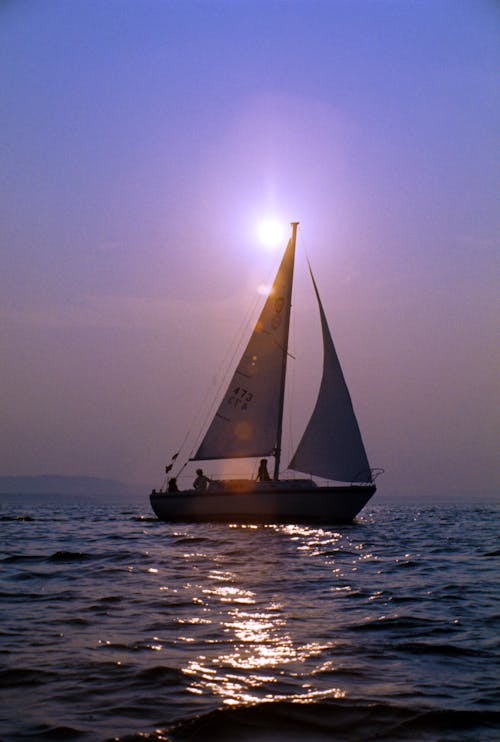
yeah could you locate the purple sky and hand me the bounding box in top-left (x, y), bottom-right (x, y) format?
top-left (1, 1), bottom-right (498, 499)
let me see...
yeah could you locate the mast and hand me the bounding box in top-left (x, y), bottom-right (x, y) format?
top-left (273, 221), bottom-right (299, 479)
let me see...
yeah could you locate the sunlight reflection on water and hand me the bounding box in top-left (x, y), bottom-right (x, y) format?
top-left (177, 526), bottom-right (350, 706)
top-left (1, 502), bottom-right (497, 741)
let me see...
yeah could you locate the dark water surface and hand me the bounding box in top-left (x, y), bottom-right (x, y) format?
top-left (0, 500), bottom-right (498, 741)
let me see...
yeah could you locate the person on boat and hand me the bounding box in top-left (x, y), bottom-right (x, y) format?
top-left (193, 469), bottom-right (210, 491)
top-left (257, 459), bottom-right (271, 481)
top-left (167, 478), bottom-right (178, 493)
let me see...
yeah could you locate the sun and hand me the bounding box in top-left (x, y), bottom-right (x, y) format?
top-left (256, 218), bottom-right (285, 250)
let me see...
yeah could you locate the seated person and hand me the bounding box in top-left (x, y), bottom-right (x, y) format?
top-left (257, 458), bottom-right (271, 481)
top-left (193, 468), bottom-right (210, 491)
top-left (167, 477), bottom-right (178, 493)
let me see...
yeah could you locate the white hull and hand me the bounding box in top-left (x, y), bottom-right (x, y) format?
top-left (150, 480), bottom-right (376, 524)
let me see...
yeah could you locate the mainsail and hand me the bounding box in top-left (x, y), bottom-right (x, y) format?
top-left (195, 227), bottom-right (296, 462)
top-left (289, 267), bottom-right (372, 483)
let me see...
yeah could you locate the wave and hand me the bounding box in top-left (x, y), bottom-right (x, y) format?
top-left (111, 699), bottom-right (500, 741)
top-left (3, 551), bottom-right (92, 564)
top-left (0, 514), bottom-right (34, 521)
top-left (131, 665), bottom-right (186, 689)
top-left (387, 594), bottom-right (426, 604)
top-left (1, 503), bottom-right (498, 742)
top-left (2, 554), bottom-right (45, 563)
top-left (97, 640), bottom-right (176, 653)
top-left (0, 666), bottom-right (60, 688)
top-left (320, 548), bottom-right (357, 556)
top-left (11, 723), bottom-right (85, 740)
top-left (351, 615), bottom-right (440, 632)
top-left (48, 551), bottom-right (92, 562)
top-left (174, 536), bottom-right (211, 545)
top-left (61, 617), bottom-right (91, 627)
top-left (0, 589), bottom-right (53, 601)
top-left (394, 640), bottom-right (487, 658)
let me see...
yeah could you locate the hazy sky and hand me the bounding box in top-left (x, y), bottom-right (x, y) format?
top-left (1, 0), bottom-right (498, 499)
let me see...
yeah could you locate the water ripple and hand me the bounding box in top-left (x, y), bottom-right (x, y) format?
top-left (0, 501), bottom-right (498, 741)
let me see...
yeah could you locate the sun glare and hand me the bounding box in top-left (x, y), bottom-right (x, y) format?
top-left (257, 218), bottom-right (285, 250)
top-left (257, 284), bottom-right (273, 296)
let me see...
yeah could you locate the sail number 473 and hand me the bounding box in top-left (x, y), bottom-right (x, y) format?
top-left (228, 387), bottom-right (253, 410)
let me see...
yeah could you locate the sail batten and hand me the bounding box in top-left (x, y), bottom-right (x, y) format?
top-left (289, 267), bottom-right (372, 483)
top-left (194, 233), bottom-right (296, 462)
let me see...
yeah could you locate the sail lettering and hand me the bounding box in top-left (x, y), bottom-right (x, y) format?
top-left (227, 387), bottom-right (253, 410)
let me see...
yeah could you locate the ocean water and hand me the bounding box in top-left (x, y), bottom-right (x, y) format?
top-left (0, 499), bottom-right (498, 741)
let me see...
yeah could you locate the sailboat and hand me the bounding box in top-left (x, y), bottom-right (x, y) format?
top-left (150, 222), bottom-right (378, 523)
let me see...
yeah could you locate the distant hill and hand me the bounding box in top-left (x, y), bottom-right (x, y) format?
top-left (0, 475), bottom-right (139, 499)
